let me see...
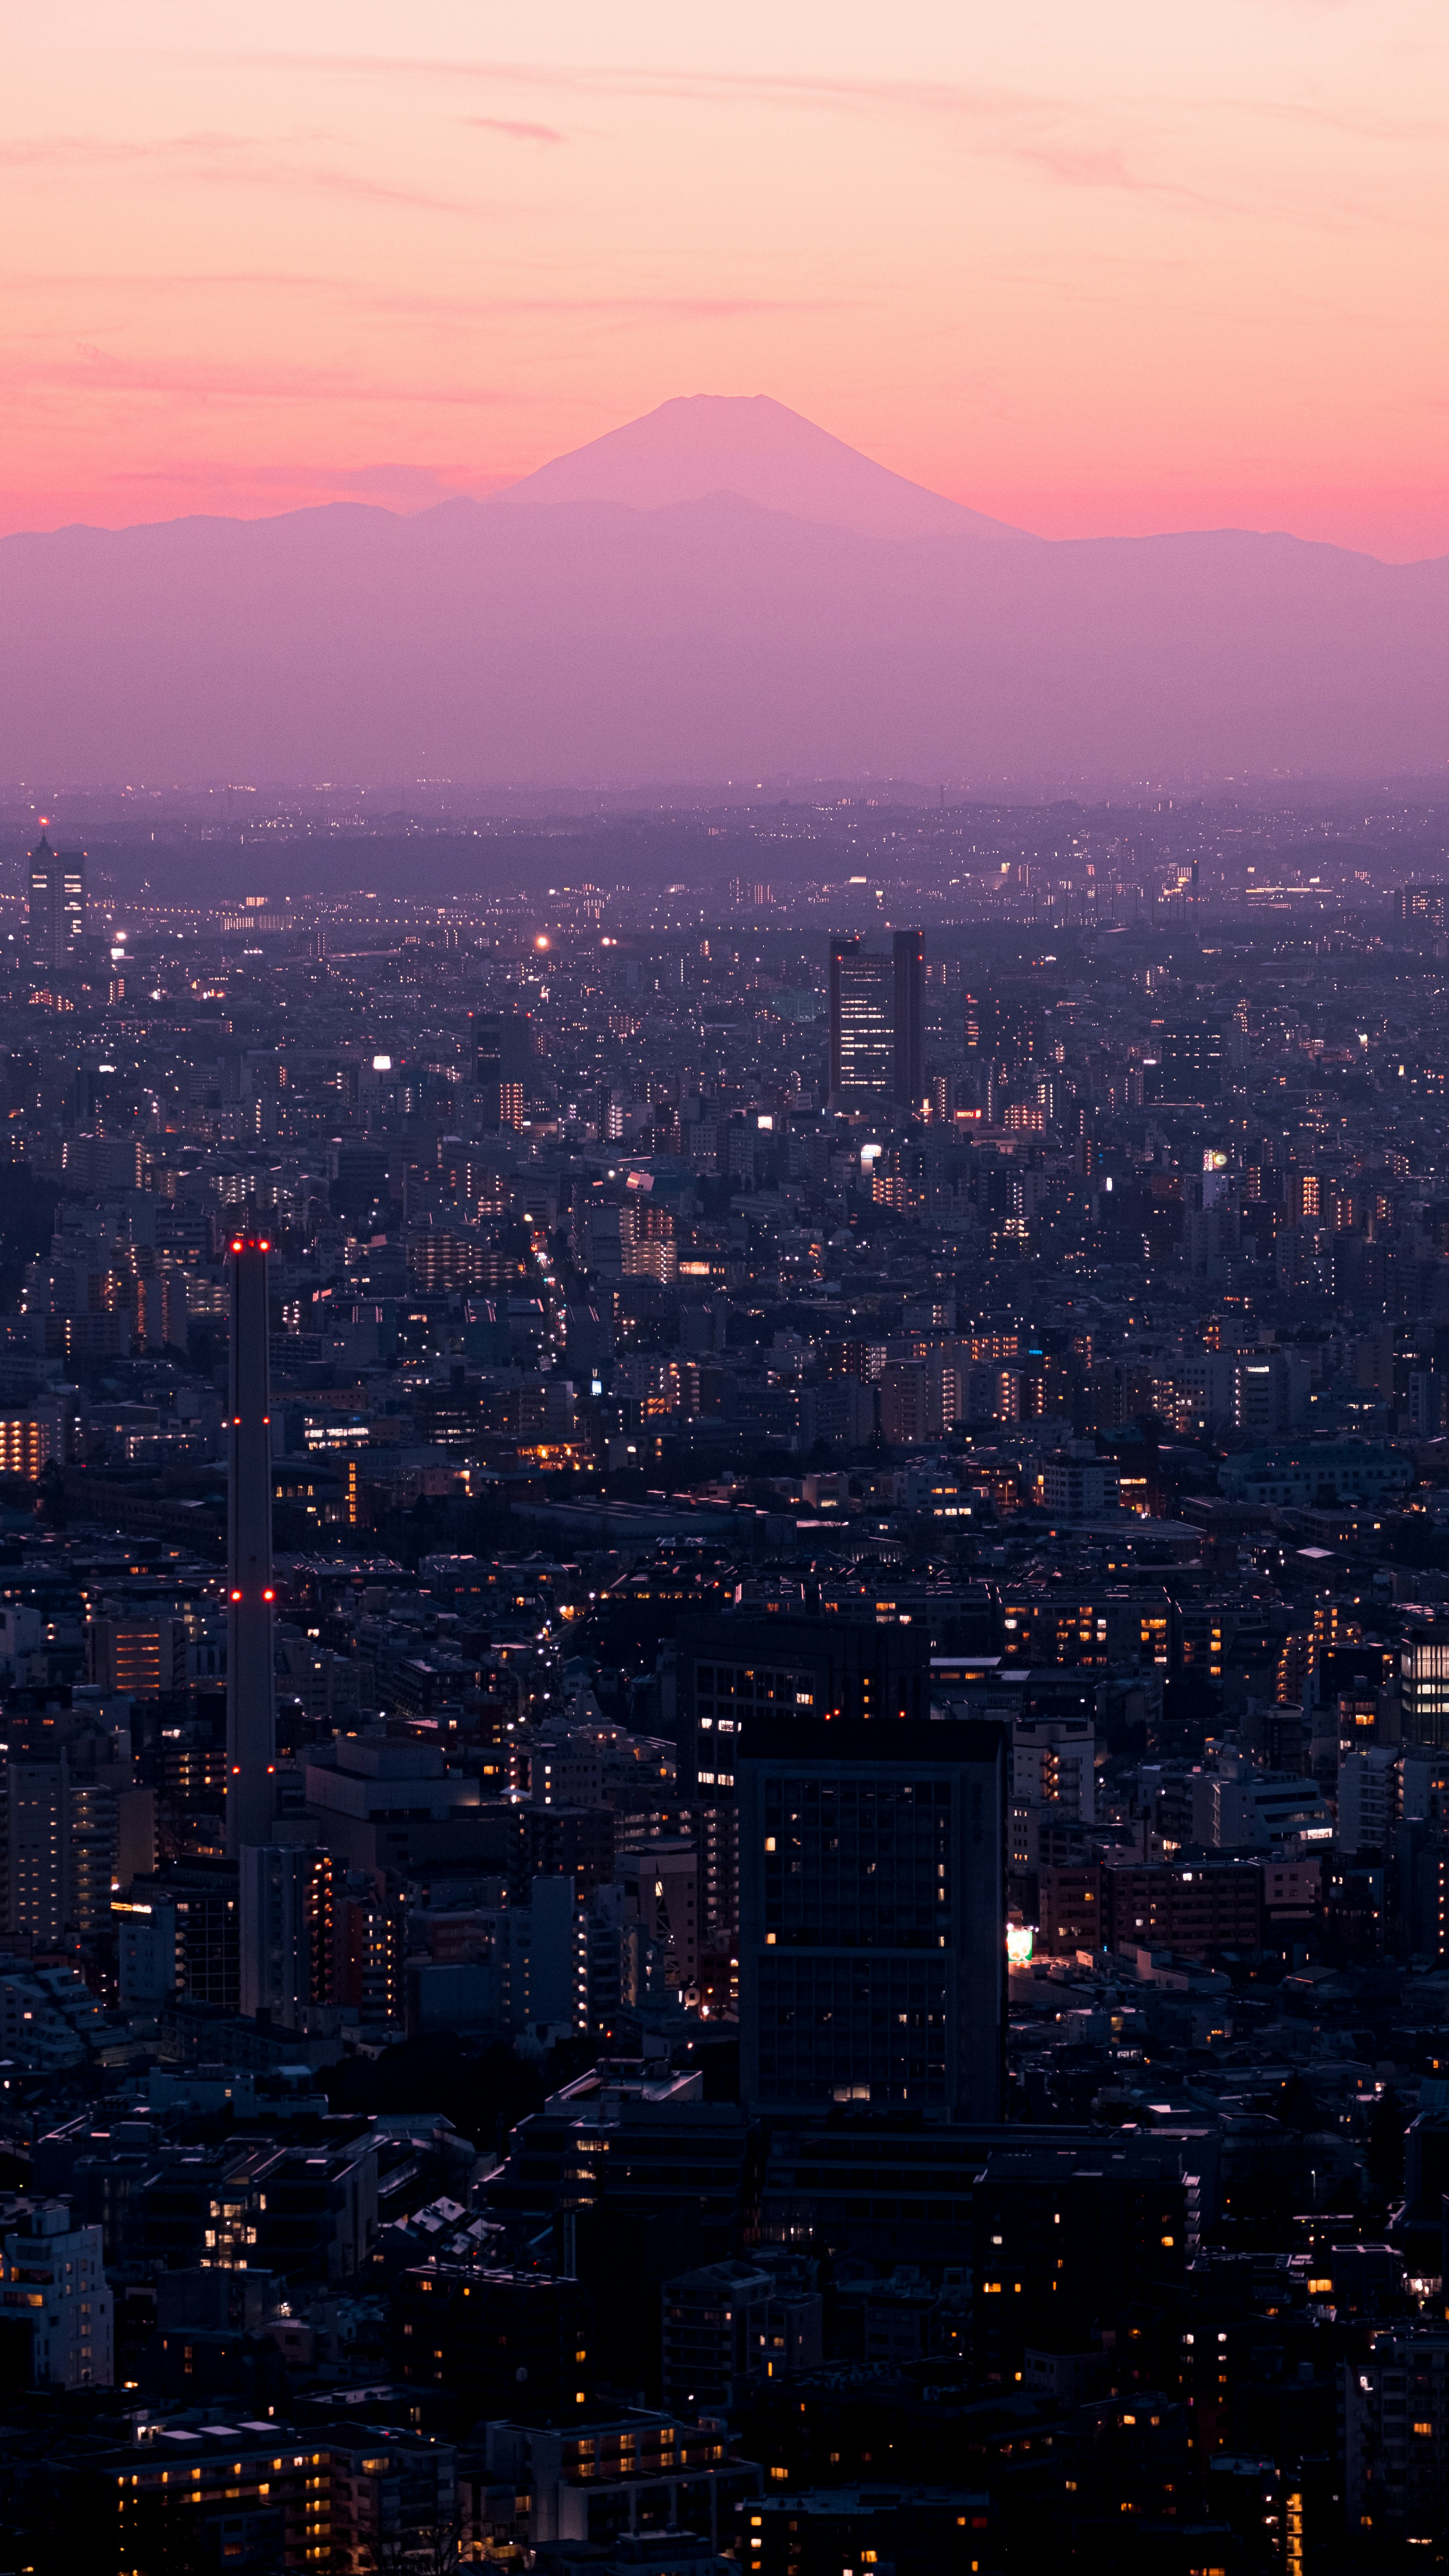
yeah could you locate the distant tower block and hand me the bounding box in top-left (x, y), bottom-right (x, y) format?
top-left (27, 833), bottom-right (86, 973)
top-left (892, 927), bottom-right (924, 1108)
top-left (226, 1234), bottom-right (276, 1853)
top-left (828, 935), bottom-right (893, 1106)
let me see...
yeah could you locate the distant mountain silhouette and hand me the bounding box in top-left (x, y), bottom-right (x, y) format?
top-left (2, 400), bottom-right (1446, 786)
top-left (494, 393), bottom-right (1027, 541)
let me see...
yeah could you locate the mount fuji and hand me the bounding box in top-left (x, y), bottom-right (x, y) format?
top-left (1, 395), bottom-right (1444, 787)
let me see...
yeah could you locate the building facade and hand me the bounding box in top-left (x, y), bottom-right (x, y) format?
top-left (737, 1716), bottom-right (1005, 2121)
top-left (27, 835), bottom-right (86, 974)
top-left (1, 2201), bottom-right (112, 2389)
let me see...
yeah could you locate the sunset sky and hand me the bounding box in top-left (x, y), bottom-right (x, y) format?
top-left (7, 1), bottom-right (1447, 557)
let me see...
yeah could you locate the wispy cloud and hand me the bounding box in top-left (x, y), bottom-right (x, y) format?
top-left (178, 47), bottom-right (1446, 222)
top-left (1234, 93), bottom-right (1449, 146)
top-left (9, 346), bottom-right (530, 408)
top-left (0, 130), bottom-right (464, 213)
top-left (3, 271), bottom-right (842, 325)
top-left (148, 53), bottom-right (1235, 215)
top-left (464, 116), bottom-right (567, 146)
top-left (9, 286), bottom-right (829, 409)
top-left (348, 289), bottom-right (847, 323)
top-left (29, 50), bottom-right (1442, 250)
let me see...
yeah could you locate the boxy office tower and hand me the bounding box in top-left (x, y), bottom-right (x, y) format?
top-left (891, 926), bottom-right (924, 1111)
top-left (828, 930), bottom-right (924, 1111)
top-left (737, 1716), bottom-right (1006, 2123)
top-left (28, 835), bottom-right (86, 975)
top-left (677, 1611), bottom-right (934, 1954)
top-left (226, 1235), bottom-right (276, 1855)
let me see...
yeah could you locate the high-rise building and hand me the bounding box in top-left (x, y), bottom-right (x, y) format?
top-left (891, 927), bottom-right (924, 1108)
top-left (1396, 885), bottom-right (1449, 933)
top-left (226, 1234), bottom-right (276, 1855)
top-left (827, 927), bottom-right (923, 1110)
top-left (970, 2140), bottom-right (1189, 2385)
top-left (737, 1715), bottom-right (1005, 2120)
top-left (677, 1611), bottom-right (931, 1946)
top-left (828, 937), bottom-right (894, 1105)
top-left (114, 1887), bottom-right (181, 2009)
top-left (27, 835), bottom-right (86, 975)
top-left (238, 1843), bottom-right (337, 2024)
top-left (121, 1861), bottom-right (239, 2008)
top-left (472, 1010), bottom-right (533, 1130)
top-left (1147, 1022), bottom-right (1225, 1102)
top-left (337, 1870), bottom-right (407, 2034)
top-left (661, 2258), bottom-right (822, 2420)
top-left (1, 2203), bottom-right (112, 2389)
top-left (1343, 2330), bottom-right (1449, 2550)
top-left (87, 1616), bottom-right (189, 1697)
top-left (1403, 1628), bottom-right (1449, 1751)
top-left (1337, 1747), bottom-right (1400, 1853)
top-left (3, 1748), bottom-right (151, 1942)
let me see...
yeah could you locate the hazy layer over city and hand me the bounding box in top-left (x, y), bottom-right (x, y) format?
top-left (5, 395), bottom-right (1447, 789)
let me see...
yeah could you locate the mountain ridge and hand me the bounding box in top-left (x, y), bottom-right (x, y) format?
top-left (10, 484), bottom-right (1438, 572)
top-left (2, 402), bottom-right (1445, 786)
top-left (489, 392), bottom-right (1029, 542)
top-left (11, 484), bottom-right (1441, 577)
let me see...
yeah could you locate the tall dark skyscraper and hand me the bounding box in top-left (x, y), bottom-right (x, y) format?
top-left (1150, 1021), bottom-right (1225, 1103)
top-left (27, 834), bottom-right (86, 975)
top-left (677, 1610), bottom-right (931, 1950)
top-left (891, 926), bottom-right (924, 1108)
top-left (226, 1234), bottom-right (276, 1855)
top-left (471, 1009), bottom-right (533, 1131)
top-left (828, 930), bottom-right (924, 1109)
top-left (239, 1843), bottom-right (336, 2023)
top-left (828, 936), bottom-right (895, 1105)
top-left (737, 1716), bottom-right (1005, 2122)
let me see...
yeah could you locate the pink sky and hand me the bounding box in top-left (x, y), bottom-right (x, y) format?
top-left (7, 1), bottom-right (1448, 558)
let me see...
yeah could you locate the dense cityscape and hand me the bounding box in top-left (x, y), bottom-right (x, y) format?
top-left (3, 787), bottom-right (1449, 2570)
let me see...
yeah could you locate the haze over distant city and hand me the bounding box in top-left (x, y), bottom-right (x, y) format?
top-left (3, 391), bottom-right (1446, 793)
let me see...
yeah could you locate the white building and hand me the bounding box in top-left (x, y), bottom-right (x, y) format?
top-left (1192, 1773), bottom-right (1334, 1851)
top-left (1, 2201), bottom-right (112, 2389)
top-left (1008, 1712), bottom-right (1097, 1868)
top-left (1336, 1748), bottom-right (1400, 1853)
top-left (1012, 1715), bottom-right (1097, 1819)
top-left (1039, 1447), bottom-right (1122, 1520)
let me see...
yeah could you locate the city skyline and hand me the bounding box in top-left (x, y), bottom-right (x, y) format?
top-left (0, 784), bottom-right (1448, 2557)
top-left (3, 10), bottom-right (1449, 2557)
